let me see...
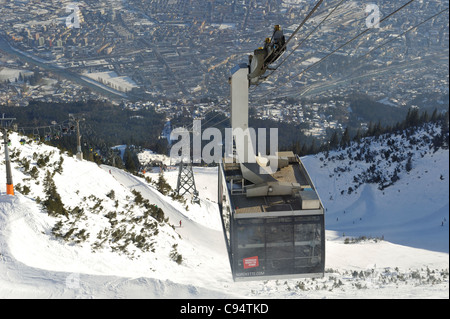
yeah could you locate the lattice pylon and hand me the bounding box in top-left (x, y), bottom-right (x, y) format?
top-left (176, 161), bottom-right (198, 197)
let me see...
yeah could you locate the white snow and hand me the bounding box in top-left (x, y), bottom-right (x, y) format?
top-left (0, 129), bottom-right (448, 299)
top-left (0, 67), bottom-right (33, 82)
top-left (138, 148), bottom-right (173, 166)
top-left (83, 71), bottom-right (138, 93)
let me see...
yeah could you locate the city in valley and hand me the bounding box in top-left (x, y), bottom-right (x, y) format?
top-left (0, 0), bottom-right (448, 141)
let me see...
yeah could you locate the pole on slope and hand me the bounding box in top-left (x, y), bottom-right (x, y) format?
top-left (1, 114), bottom-right (16, 196)
top-left (75, 118), bottom-right (83, 161)
top-left (70, 113), bottom-right (84, 161)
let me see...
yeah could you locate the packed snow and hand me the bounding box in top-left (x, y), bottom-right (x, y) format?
top-left (0, 129), bottom-right (448, 299)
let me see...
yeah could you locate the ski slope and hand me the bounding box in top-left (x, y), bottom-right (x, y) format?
top-left (0, 132), bottom-right (448, 299)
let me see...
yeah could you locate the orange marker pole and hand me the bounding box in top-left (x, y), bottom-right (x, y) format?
top-left (3, 128), bottom-right (14, 196)
top-left (6, 184), bottom-right (14, 196)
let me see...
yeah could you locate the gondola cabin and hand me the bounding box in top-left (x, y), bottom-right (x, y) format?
top-left (218, 151), bottom-right (325, 281)
top-left (218, 60), bottom-right (325, 281)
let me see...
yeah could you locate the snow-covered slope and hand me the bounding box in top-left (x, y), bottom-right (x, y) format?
top-left (0, 128), bottom-right (448, 299)
top-left (302, 124), bottom-right (449, 253)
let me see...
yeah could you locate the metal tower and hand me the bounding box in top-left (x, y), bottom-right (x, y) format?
top-left (176, 161), bottom-right (199, 201)
top-left (69, 114), bottom-right (84, 161)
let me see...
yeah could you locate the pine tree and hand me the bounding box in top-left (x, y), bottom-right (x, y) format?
top-left (308, 139), bottom-right (318, 154)
top-left (375, 121), bottom-right (383, 136)
top-left (42, 170), bottom-right (68, 218)
top-left (430, 109), bottom-right (439, 123)
top-left (301, 143), bottom-right (309, 156)
top-left (406, 108), bottom-right (420, 128)
top-left (353, 129), bottom-right (362, 143)
top-left (340, 127), bottom-right (350, 148)
top-left (329, 130), bottom-right (340, 150)
top-left (420, 110), bottom-right (429, 124)
top-left (123, 147), bottom-right (136, 172)
top-left (156, 171), bottom-right (172, 195)
top-left (366, 122), bottom-right (374, 137)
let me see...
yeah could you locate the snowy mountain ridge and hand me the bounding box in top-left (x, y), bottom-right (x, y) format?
top-left (320, 122), bottom-right (447, 194)
top-left (303, 122), bottom-right (449, 253)
top-left (0, 123), bottom-right (448, 299)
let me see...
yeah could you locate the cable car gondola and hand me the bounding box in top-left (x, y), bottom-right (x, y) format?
top-left (248, 25), bottom-right (286, 85)
top-left (44, 127), bottom-right (52, 142)
top-left (219, 52), bottom-right (325, 282)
